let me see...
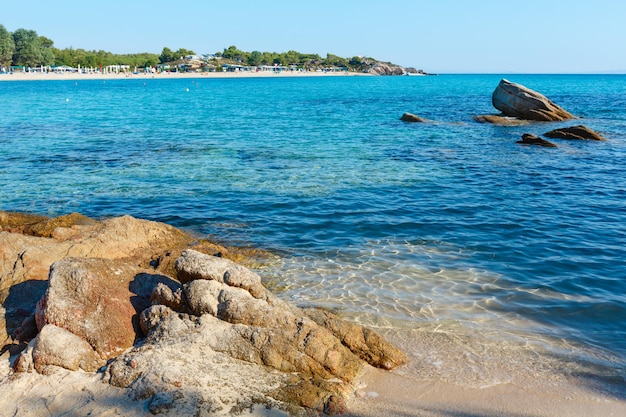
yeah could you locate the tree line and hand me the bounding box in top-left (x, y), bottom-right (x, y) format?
top-left (0, 24), bottom-right (370, 71)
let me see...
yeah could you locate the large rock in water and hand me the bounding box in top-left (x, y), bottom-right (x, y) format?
top-left (492, 79), bottom-right (576, 121)
top-left (400, 112), bottom-right (427, 123)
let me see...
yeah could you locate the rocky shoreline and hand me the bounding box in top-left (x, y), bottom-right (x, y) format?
top-left (1, 212), bottom-right (405, 416)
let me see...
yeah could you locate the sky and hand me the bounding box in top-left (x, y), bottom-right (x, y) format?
top-left (2, 0), bottom-right (625, 73)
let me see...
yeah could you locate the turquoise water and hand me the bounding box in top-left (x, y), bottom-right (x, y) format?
top-left (1, 74), bottom-right (625, 382)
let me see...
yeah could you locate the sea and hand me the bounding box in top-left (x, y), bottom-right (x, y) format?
top-left (1, 73), bottom-right (625, 392)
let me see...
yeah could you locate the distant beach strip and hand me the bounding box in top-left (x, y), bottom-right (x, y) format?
top-left (0, 69), bottom-right (369, 82)
top-left (0, 62), bottom-right (376, 81)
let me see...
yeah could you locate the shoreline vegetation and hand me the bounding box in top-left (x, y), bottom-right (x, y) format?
top-left (0, 24), bottom-right (430, 79)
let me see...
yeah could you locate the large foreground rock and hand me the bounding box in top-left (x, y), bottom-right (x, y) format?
top-left (14, 324), bottom-right (105, 373)
top-left (35, 257), bottom-right (171, 360)
top-left (0, 213), bottom-right (238, 349)
top-left (492, 79), bottom-right (576, 121)
top-left (4, 217), bottom-right (406, 415)
top-left (103, 249), bottom-right (406, 414)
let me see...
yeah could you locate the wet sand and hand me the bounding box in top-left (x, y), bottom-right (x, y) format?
top-left (347, 327), bottom-right (626, 417)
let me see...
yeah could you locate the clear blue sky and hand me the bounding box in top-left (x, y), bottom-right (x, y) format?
top-left (3, 0), bottom-right (625, 73)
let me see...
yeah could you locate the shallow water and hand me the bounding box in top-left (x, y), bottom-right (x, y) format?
top-left (1, 74), bottom-right (625, 385)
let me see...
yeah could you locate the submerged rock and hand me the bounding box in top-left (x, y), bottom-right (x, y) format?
top-left (492, 79), bottom-right (576, 121)
top-left (516, 133), bottom-right (558, 148)
top-left (544, 125), bottom-right (607, 141)
top-left (473, 114), bottom-right (532, 126)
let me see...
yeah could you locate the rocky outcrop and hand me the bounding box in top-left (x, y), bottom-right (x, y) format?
top-left (516, 133), bottom-right (558, 148)
top-left (0, 214), bottom-right (194, 353)
top-left (2, 213), bottom-right (406, 416)
top-left (35, 257), bottom-right (164, 360)
top-left (364, 61), bottom-right (406, 75)
top-left (400, 112), bottom-right (428, 123)
top-left (108, 250), bottom-right (406, 412)
top-left (544, 125), bottom-right (607, 141)
top-left (492, 79), bottom-right (576, 121)
top-left (304, 307), bottom-right (406, 370)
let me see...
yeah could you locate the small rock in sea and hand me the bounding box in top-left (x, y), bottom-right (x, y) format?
top-left (544, 125), bottom-right (607, 141)
top-left (516, 133), bottom-right (557, 148)
top-left (400, 112), bottom-right (427, 123)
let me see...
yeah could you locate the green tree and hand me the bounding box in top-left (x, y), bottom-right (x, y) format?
top-left (247, 50), bottom-right (262, 66)
top-left (12, 28), bottom-right (54, 67)
top-left (222, 45), bottom-right (244, 61)
top-left (39, 36), bottom-right (55, 66)
top-left (0, 24), bottom-right (15, 68)
top-left (261, 52), bottom-right (276, 66)
top-left (159, 47), bottom-right (175, 63)
top-left (325, 53), bottom-right (348, 67)
top-left (12, 28), bottom-right (42, 66)
top-left (283, 50), bottom-right (301, 66)
top-left (175, 48), bottom-right (195, 58)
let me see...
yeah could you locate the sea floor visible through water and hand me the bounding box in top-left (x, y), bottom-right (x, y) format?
top-left (1, 73), bottom-right (625, 404)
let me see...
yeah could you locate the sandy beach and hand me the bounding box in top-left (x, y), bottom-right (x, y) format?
top-left (2, 345), bottom-right (624, 417)
top-left (0, 69), bottom-right (366, 82)
top-left (2, 321), bottom-right (624, 416)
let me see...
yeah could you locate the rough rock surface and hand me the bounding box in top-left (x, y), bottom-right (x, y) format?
top-left (544, 125), bottom-right (607, 141)
top-left (104, 249), bottom-right (406, 414)
top-left (35, 257), bottom-right (160, 360)
top-left (516, 133), bottom-right (558, 148)
top-left (304, 307), bottom-right (407, 370)
top-left (1, 214), bottom-right (406, 416)
top-left (492, 79), bottom-right (576, 121)
top-left (0, 306), bottom-right (5, 343)
top-left (0, 213), bottom-right (198, 351)
top-left (365, 61), bottom-right (406, 75)
top-left (14, 324), bottom-right (105, 373)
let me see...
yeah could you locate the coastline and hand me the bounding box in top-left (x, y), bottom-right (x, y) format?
top-left (2, 70), bottom-right (626, 415)
top-left (1, 211), bottom-right (625, 416)
top-left (0, 70), bottom-right (368, 82)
